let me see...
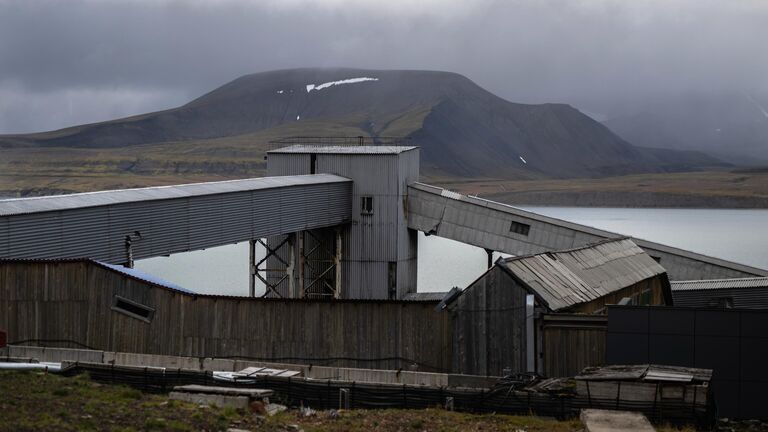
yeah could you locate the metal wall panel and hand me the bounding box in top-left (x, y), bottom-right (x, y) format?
top-left (266, 148), bottom-right (420, 299)
top-left (607, 306), bottom-right (768, 420)
top-left (407, 183), bottom-right (768, 281)
top-left (0, 178), bottom-right (352, 264)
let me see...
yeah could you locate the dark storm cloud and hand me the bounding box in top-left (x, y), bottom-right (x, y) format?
top-left (1, 0), bottom-right (767, 133)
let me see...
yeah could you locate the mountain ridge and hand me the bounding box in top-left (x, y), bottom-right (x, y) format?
top-left (0, 68), bottom-right (724, 184)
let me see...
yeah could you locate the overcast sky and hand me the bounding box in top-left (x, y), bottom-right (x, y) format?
top-left (1, 0), bottom-right (767, 133)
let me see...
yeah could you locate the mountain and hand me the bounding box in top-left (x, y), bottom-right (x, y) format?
top-left (0, 68), bottom-right (723, 193)
top-left (602, 92), bottom-right (768, 166)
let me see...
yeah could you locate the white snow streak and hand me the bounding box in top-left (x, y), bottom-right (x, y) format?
top-left (519, 156), bottom-right (527, 164)
top-left (296, 115), bottom-right (300, 120)
top-left (276, 90), bottom-right (284, 94)
top-left (305, 77), bottom-right (378, 93)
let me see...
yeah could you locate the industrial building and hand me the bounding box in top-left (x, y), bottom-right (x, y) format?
top-left (445, 238), bottom-right (671, 377)
top-left (1, 142), bottom-right (767, 378)
top-left (671, 277), bottom-right (768, 309)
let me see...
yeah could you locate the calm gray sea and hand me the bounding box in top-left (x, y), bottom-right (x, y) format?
top-left (135, 207), bottom-right (768, 296)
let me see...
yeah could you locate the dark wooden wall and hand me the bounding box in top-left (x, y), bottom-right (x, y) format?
top-left (540, 314), bottom-right (607, 377)
top-left (450, 267), bottom-right (527, 376)
top-left (0, 261), bottom-right (452, 372)
top-left (569, 276), bottom-right (669, 314)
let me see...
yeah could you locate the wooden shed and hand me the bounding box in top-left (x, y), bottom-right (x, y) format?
top-left (446, 238), bottom-right (672, 377)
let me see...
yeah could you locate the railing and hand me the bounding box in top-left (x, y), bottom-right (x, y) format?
top-left (268, 136), bottom-right (410, 149)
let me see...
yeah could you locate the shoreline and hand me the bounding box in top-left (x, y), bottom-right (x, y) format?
top-left (484, 191), bottom-right (768, 209)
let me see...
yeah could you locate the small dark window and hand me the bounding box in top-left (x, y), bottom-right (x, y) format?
top-left (112, 296), bottom-right (154, 323)
top-left (310, 153), bottom-right (317, 174)
top-left (639, 289), bottom-right (652, 305)
top-left (651, 256), bottom-right (662, 263)
top-left (509, 221), bottom-right (530, 236)
top-left (361, 196), bottom-right (374, 215)
top-left (388, 262), bottom-right (397, 300)
top-left (707, 297), bottom-right (734, 309)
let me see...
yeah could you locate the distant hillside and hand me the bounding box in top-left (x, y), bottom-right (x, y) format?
top-left (0, 68), bottom-right (725, 194)
top-left (603, 92), bottom-right (768, 166)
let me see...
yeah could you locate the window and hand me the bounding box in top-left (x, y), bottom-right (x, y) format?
top-left (361, 196), bottom-right (374, 215)
top-left (707, 297), bottom-right (734, 308)
top-left (112, 295), bottom-right (155, 323)
top-left (651, 255), bottom-right (662, 263)
top-left (639, 289), bottom-right (652, 305)
top-left (509, 221), bottom-right (530, 236)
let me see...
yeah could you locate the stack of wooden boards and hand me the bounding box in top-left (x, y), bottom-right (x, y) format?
top-left (574, 364), bottom-right (712, 411)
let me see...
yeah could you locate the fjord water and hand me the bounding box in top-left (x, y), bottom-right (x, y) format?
top-left (134, 207), bottom-right (768, 296)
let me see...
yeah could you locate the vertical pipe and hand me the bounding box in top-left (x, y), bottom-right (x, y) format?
top-left (334, 228), bottom-right (342, 299)
top-left (249, 239), bottom-right (256, 297)
top-left (526, 294), bottom-right (535, 372)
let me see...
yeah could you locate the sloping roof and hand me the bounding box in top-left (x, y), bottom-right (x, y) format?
top-left (671, 277), bottom-right (768, 291)
top-left (0, 174), bottom-right (350, 216)
top-left (500, 238), bottom-right (667, 311)
top-left (268, 145), bottom-right (417, 155)
top-left (96, 262), bottom-right (197, 295)
top-left (402, 292), bottom-right (449, 302)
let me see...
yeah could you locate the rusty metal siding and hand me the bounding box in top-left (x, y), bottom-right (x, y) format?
top-left (0, 176), bottom-right (352, 263)
top-left (407, 183), bottom-right (768, 280)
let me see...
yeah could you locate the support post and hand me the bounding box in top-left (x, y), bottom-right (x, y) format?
top-left (485, 248), bottom-right (494, 269)
top-left (526, 294), bottom-right (535, 372)
top-left (287, 233), bottom-right (296, 298)
top-left (334, 228), bottom-right (342, 299)
top-left (249, 239), bottom-right (256, 297)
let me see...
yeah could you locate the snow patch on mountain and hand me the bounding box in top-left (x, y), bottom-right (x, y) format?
top-left (306, 77), bottom-right (379, 93)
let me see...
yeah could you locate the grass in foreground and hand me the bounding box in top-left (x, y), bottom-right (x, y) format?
top-left (0, 371), bottom-right (697, 431)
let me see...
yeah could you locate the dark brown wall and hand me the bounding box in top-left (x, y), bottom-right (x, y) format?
top-left (450, 267), bottom-right (528, 376)
top-left (540, 314), bottom-right (607, 377)
top-left (568, 276), bottom-right (669, 314)
top-left (0, 261), bottom-right (451, 372)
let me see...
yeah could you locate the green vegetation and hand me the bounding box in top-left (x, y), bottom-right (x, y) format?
top-left (0, 371), bottom-right (699, 431)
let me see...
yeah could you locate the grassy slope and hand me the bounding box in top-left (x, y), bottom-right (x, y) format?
top-left (429, 170), bottom-right (768, 208)
top-left (0, 371), bottom-right (695, 432)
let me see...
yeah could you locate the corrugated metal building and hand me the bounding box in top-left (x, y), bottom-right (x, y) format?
top-left (446, 238), bottom-right (671, 377)
top-left (0, 175), bottom-right (352, 264)
top-left (671, 277), bottom-right (768, 309)
top-left (407, 182), bottom-right (768, 281)
top-left (266, 145), bottom-right (419, 299)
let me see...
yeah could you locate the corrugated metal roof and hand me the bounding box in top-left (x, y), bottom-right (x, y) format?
top-left (96, 262), bottom-right (197, 295)
top-left (268, 145), bottom-right (417, 155)
top-left (671, 277), bottom-right (768, 291)
top-left (0, 174), bottom-right (350, 216)
top-left (501, 238), bottom-right (667, 311)
top-left (671, 277), bottom-right (768, 309)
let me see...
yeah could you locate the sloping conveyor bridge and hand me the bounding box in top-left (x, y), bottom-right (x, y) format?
top-left (0, 174), bottom-right (351, 264)
top-left (407, 182), bottom-right (768, 280)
